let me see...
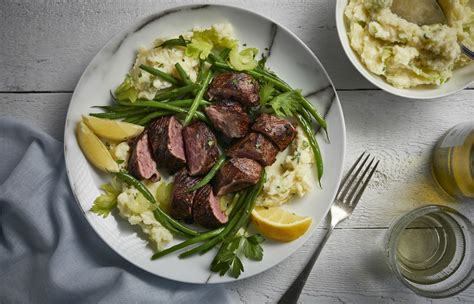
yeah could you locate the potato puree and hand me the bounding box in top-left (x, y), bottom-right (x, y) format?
top-left (345, 0), bottom-right (473, 88)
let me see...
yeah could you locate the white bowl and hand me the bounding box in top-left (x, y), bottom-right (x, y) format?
top-left (335, 0), bottom-right (474, 99)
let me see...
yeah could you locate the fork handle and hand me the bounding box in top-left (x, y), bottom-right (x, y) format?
top-left (278, 223), bottom-right (336, 304)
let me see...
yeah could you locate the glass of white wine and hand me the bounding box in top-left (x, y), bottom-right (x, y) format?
top-left (433, 121), bottom-right (474, 201)
top-left (384, 205), bottom-right (473, 298)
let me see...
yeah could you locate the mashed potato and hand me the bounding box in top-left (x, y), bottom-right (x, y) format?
top-left (116, 183), bottom-right (173, 251)
top-left (130, 23), bottom-right (235, 100)
top-left (256, 127), bottom-right (315, 207)
top-left (345, 0), bottom-right (473, 88)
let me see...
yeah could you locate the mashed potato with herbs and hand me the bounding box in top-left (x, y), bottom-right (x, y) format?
top-left (256, 127), bottom-right (315, 207)
top-left (131, 23), bottom-right (235, 100)
top-left (117, 183), bottom-right (173, 251)
top-left (345, 0), bottom-right (473, 88)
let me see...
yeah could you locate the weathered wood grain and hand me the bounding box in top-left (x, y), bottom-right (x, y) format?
top-left (226, 228), bottom-right (474, 303)
top-left (0, 0), bottom-right (370, 91)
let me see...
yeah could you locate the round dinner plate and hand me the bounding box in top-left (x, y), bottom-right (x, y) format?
top-left (64, 4), bottom-right (346, 284)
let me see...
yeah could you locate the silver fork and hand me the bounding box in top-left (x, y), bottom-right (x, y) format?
top-left (278, 152), bottom-right (380, 304)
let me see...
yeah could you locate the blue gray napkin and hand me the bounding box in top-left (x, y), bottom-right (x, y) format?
top-left (0, 117), bottom-right (229, 303)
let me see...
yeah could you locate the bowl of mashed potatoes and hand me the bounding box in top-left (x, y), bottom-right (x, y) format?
top-left (336, 0), bottom-right (474, 99)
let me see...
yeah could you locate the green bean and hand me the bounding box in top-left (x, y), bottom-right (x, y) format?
top-left (254, 66), bottom-right (291, 88)
top-left (295, 113), bottom-right (323, 186)
top-left (93, 105), bottom-right (135, 113)
top-left (207, 53), bottom-right (223, 64)
top-left (184, 70), bottom-right (212, 126)
top-left (167, 99), bottom-right (210, 107)
top-left (123, 114), bottom-right (147, 124)
top-left (136, 111), bottom-right (174, 125)
top-left (130, 100), bottom-right (210, 124)
top-left (175, 63), bottom-right (193, 86)
top-left (211, 61), bottom-right (291, 92)
top-left (157, 35), bottom-right (189, 48)
top-left (219, 48), bottom-right (231, 62)
top-left (154, 84), bottom-right (199, 101)
top-left (196, 60), bottom-right (205, 84)
top-left (296, 91), bottom-right (328, 132)
top-left (151, 227), bottom-right (224, 260)
top-left (224, 193), bottom-right (240, 217)
top-left (186, 155), bottom-right (227, 192)
top-left (139, 64), bottom-right (180, 86)
top-left (89, 108), bottom-right (151, 119)
top-left (115, 172), bottom-right (201, 237)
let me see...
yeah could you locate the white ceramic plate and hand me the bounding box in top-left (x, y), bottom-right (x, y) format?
top-left (336, 0), bottom-right (474, 99)
top-left (64, 4), bottom-right (346, 284)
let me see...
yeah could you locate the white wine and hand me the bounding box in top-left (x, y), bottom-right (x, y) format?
top-left (385, 206), bottom-right (473, 298)
top-left (432, 122), bottom-right (474, 201)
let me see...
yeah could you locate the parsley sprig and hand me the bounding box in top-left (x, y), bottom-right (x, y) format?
top-left (211, 233), bottom-right (265, 278)
top-left (90, 179), bottom-right (121, 218)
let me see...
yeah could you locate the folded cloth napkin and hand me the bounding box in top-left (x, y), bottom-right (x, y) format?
top-left (0, 117), bottom-right (229, 304)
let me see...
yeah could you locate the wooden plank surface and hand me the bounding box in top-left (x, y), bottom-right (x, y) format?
top-left (1, 0), bottom-right (371, 91)
top-left (0, 0), bottom-right (473, 303)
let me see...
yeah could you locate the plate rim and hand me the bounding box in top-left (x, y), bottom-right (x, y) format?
top-left (63, 3), bottom-right (346, 284)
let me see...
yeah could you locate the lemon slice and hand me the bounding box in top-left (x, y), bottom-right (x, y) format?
top-left (251, 207), bottom-right (312, 242)
top-left (83, 115), bottom-right (144, 141)
top-left (76, 121), bottom-right (119, 173)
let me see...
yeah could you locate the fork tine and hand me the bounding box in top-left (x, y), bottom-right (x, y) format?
top-left (337, 153), bottom-right (370, 201)
top-left (337, 152), bottom-right (365, 194)
top-left (345, 157), bottom-right (376, 205)
top-left (350, 160), bottom-right (379, 207)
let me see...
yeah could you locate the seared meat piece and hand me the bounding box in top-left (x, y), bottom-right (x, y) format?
top-left (251, 113), bottom-right (297, 151)
top-left (148, 116), bottom-right (186, 173)
top-left (227, 132), bottom-right (278, 166)
top-left (182, 121), bottom-right (219, 176)
top-left (127, 131), bottom-right (159, 181)
top-left (204, 101), bottom-right (250, 138)
top-left (207, 72), bottom-right (260, 107)
top-left (214, 158), bottom-right (262, 196)
top-left (193, 185), bottom-right (228, 228)
top-left (170, 168), bottom-right (201, 221)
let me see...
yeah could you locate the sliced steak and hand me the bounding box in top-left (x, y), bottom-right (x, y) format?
top-left (193, 185), bottom-right (228, 228)
top-left (214, 158), bottom-right (262, 196)
top-left (127, 131), bottom-right (159, 181)
top-left (251, 113), bottom-right (297, 151)
top-left (182, 121), bottom-right (219, 176)
top-left (148, 116), bottom-right (186, 173)
top-left (207, 72), bottom-right (260, 107)
top-left (204, 101), bottom-right (250, 138)
top-left (170, 168), bottom-right (201, 222)
top-left (227, 132), bottom-right (278, 166)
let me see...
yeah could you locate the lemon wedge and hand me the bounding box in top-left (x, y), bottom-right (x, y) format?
top-left (83, 115), bottom-right (144, 141)
top-left (251, 207), bottom-right (312, 242)
top-left (76, 121), bottom-right (119, 173)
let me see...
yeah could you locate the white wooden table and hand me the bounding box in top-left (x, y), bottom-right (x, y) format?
top-left (1, 1), bottom-right (473, 303)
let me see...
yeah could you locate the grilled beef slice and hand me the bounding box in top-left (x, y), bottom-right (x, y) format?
top-left (148, 116), bottom-right (186, 173)
top-left (227, 132), bottom-right (278, 166)
top-left (204, 101), bottom-right (250, 138)
top-left (182, 121), bottom-right (219, 176)
top-left (127, 131), bottom-right (159, 181)
top-left (207, 72), bottom-right (260, 107)
top-left (214, 158), bottom-right (262, 195)
top-left (170, 168), bottom-right (201, 221)
top-left (251, 113), bottom-right (297, 151)
top-left (193, 185), bottom-right (228, 228)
